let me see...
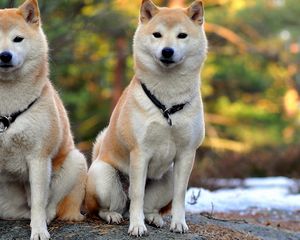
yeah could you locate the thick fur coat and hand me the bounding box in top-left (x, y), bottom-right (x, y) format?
top-left (0, 1), bottom-right (87, 239)
top-left (86, 0), bottom-right (207, 237)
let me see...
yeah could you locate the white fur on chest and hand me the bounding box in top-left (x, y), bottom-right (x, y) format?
top-left (131, 92), bottom-right (204, 180)
top-left (0, 107), bottom-right (53, 179)
top-left (0, 124), bottom-right (36, 178)
top-left (144, 120), bottom-right (176, 179)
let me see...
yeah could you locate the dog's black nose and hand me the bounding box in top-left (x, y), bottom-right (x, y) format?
top-left (162, 48), bottom-right (174, 59)
top-left (0, 51), bottom-right (12, 63)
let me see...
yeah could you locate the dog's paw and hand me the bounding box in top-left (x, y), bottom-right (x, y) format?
top-left (46, 207), bottom-right (56, 224)
top-left (128, 222), bottom-right (148, 237)
top-left (58, 212), bottom-right (85, 222)
top-left (30, 227), bottom-right (50, 240)
top-left (145, 213), bottom-right (164, 228)
top-left (170, 220), bottom-right (189, 233)
top-left (99, 211), bottom-right (123, 224)
top-left (106, 212), bottom-right (123, 224)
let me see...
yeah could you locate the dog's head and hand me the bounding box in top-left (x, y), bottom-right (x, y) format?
top-left (0, 0), bottom-right (47, 81)
top-left (134, 0), bottom-right (207, 73)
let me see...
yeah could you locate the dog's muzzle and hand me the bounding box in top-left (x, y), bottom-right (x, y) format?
top-left (0, 51), bottom-right (15, 70)
top-left (160, 47), bottom-right (176, 65)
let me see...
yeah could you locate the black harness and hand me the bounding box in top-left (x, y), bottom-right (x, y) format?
top-left (0, 98), bottom-right (39, 133)
top-left (141, 82), bottom-right (187, 126)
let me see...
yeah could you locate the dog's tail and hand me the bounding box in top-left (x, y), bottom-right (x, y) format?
top-left (91, 127), bottom-right (107, 162)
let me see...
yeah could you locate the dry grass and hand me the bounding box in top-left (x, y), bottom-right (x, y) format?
top-left (189, 223), bottom-right (261, 240)
top-left (212, 212), bottom-right (300, 232)
top-left (48, 216), bottom-right (117, 236)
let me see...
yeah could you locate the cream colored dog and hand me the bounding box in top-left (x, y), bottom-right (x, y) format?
top-left (86, 0), bottom-right (207, 236)
top-left (0, 1), bottom-right (87, 239)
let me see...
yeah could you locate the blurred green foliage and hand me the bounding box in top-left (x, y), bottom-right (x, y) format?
top-left (2, 0), bottom-right (300, 175)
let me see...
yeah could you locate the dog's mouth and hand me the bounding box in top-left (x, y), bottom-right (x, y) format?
top-left (0, 64), bottom-right (19, 73)
top-left (159, 58), bottom-right (176, 66)
top-left (0, 64), bottom-right (14, 69)
top-left (158, 57), bottom-right (185, 68)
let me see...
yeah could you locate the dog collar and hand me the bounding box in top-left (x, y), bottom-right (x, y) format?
top-left (141, 82), bottom-right (187, 126)
top-left (0, 97), bottom-right (39, 133)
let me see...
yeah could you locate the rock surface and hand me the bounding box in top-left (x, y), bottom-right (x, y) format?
top-left (1, 214), bottom-right (300, 240)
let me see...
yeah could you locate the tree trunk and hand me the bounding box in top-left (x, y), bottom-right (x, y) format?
top-left (7, 0), bottom-right (15, 8)
top-left (111, 37), bottom-right (127, 111)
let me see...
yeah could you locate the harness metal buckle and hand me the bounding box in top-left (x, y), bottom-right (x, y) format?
top-left (0, 116), bottom-right (11, 133)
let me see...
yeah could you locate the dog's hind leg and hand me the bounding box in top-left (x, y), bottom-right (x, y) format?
top-left (144, 169), bottom-right (173, 228)
top-left (46, 149), bottom-right (87, 223)
top-left (86, 160), bottom-right (127, 224)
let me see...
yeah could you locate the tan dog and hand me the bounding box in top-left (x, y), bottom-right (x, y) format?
top-left (0, 1), bottom-right (87, 239)
top-left (86, 0), bottom-right (207, 236)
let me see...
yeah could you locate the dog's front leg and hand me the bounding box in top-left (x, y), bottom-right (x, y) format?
top-left (170, 150), bottom-right (195, 233)
top-left (128, 149), bottom-right (148, 237)
top-left (28, 157), bottom-right (51, 240)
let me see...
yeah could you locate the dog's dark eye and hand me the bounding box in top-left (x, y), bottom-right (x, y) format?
top-left (153, 32), bottom-right (162, 38)
top-left (177, 33), bottom-right (188, 39)
top-left (13, 36), bottom-right (24, 43)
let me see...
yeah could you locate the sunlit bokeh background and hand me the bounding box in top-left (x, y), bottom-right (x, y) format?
top-left (3, 0), bottom-right (300, 185)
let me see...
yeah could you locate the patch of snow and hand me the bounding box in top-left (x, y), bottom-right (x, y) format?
top-left (186, 177), bottom-right (300, 213)
top-left (244, 177), bottom-right (297, 190)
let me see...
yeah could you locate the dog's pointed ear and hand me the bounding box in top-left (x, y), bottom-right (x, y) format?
top-left (18, 0), bottom-right (40, 26)
top-left (187, 1), bottom-right (204, 25)
top-left (140, 0), bottom-right (159, 24)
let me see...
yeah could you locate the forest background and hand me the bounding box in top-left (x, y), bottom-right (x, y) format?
top-left (3, 0), bottom-right (300, 185)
